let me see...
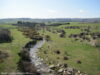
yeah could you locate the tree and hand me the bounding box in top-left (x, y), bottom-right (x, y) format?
top-left (17, 21), bottom-right (23, 24)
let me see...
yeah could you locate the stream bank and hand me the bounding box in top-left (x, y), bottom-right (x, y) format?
top-left (17, 39), bottom-right (55, 75)
top-left (17, 39), bottom-right (86, 75)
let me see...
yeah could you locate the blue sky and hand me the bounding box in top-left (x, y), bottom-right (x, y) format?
top-left (0, 0), bottom-right (100, 18)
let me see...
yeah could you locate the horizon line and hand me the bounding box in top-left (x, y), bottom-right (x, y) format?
top-left (0, 17), bottom-right (100, 19)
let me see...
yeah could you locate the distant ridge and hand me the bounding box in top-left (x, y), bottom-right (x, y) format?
top-left (0, 18), bottom-right (100, 23)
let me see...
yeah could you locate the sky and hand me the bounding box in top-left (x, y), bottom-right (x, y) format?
top-left (0, 0), bottom-right (100, 18)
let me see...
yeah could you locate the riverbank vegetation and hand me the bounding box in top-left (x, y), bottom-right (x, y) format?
top-left (0, 29), bottom-right (12, 43)
top-left (17, 27), bottom-right (43, 74)
top-left (0, 25), bottom-right (31, 73)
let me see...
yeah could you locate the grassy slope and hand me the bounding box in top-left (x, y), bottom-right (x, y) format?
top-left (38, 22), bottom-right (100, 75)
top-left (0, 25), bottom-right (31, 73)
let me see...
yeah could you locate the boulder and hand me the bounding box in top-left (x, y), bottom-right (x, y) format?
top-left (49, 65), bottom-right (56, 70)
top-left (58, 68), bottom-right (64, 73)
top-left (67, 67), bottom-right (74, 73)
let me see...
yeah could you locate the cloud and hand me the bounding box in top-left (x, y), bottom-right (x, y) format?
top-left (48, 10), bottom-right (57, 14)
top-left (79, 9), bottom-right (87, 14)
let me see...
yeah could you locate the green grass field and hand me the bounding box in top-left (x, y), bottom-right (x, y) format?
top-left (0, 23), bottom-right (100, 75)
top-left (0, 25), bottom-right (31, 73)
top-left (38, 22), bottom-right (100, 75)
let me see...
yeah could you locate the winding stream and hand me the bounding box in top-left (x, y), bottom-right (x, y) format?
top-left (30, 39), bottom-right (55, 75)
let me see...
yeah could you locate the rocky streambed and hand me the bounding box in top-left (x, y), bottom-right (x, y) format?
top-left (29, 39), bottom-right (55, 75)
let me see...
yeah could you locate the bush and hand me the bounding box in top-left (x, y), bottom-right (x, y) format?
top-left (45, 35), bottom-right (51, 41)
top-left (17, 60), bottom-right (39, 74)
top-left (59, 30), bottom-right (66, 38)
top-left (20, 28), bottom-right (43, 40)
top-left (24, 40), bottom-right (37, 48)
top-left (18, 49), bottom-right (31, 61)
top-left (0, 29), bottom-right (12, 43)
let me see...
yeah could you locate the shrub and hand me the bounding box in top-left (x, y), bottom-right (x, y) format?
top-left (45, 35), bottom-right (51, 41)
top-left (95, 38), bottom-right (100, 47)
top-left (59, 30), bottom-right (66, 38)
top-left (0, 29), bottom-right (12, 43)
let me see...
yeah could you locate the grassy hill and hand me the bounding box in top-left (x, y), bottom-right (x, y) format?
top-left (38, 22), bottom-right (100, 75)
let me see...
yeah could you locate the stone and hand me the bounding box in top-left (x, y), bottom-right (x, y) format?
top-left (63, 70), bottom-right (68, 75)
top-left (67, 71), bottom-right (72, 75)
top-left (56, 63), bottom-right (62, 67)
top-left (75, 72), bottom-right (79, 75)
top-left (58, 68), bottom-right (64, 73)
top-left (67, 67), bottom-right (74, 73)
top-left (78, 70), bottom-right (81, 73)
top-left (49, 65), bottom-right (56, 70)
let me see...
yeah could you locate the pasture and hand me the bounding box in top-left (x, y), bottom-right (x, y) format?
top-left (38, 22), bottom-right (100, 75)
